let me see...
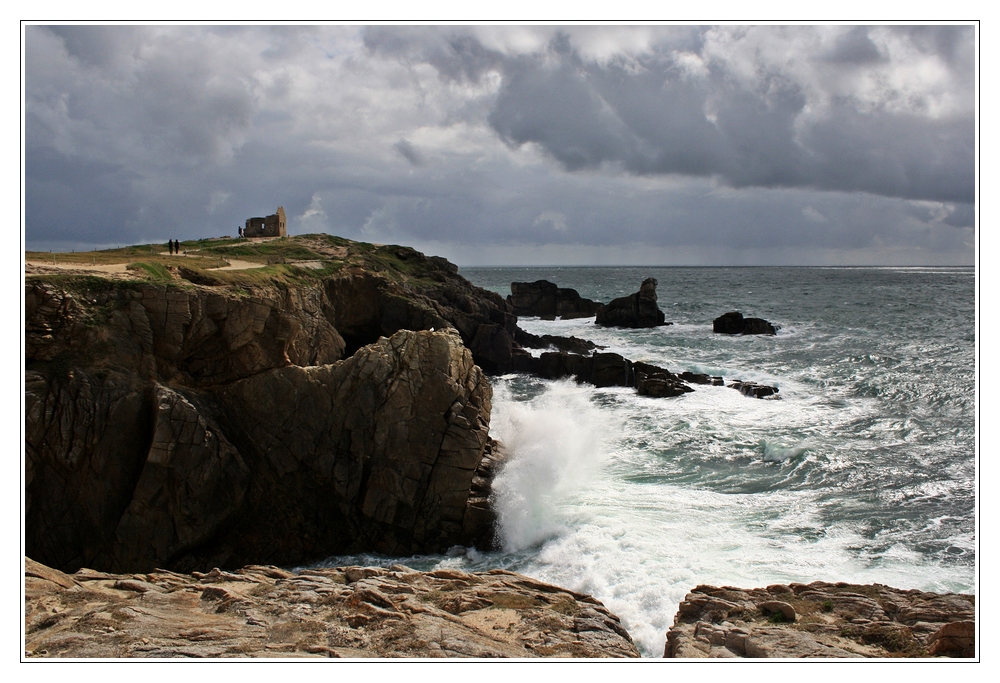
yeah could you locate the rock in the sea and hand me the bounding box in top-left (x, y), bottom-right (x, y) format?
top-left (508, 280), bottom-right (602, 320)
top-left (728, 380), bottom-right (780, 399)
top-left (595, 278), bottom-right (668, 328)
top-left (664, 582), bottom-right (975, 658)
top-left (24, 557), bottom-right (641, 658)
top-left (713, 311), bottom-right (778, 336)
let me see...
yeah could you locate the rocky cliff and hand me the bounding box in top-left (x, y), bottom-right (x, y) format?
top-left (24, 557), bottom-right (640, 658)
top-left (25, 237), bottom-right (521, 574)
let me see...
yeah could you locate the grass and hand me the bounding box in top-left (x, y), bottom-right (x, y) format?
top-left (126, 261), bottom-right (173, 282)
top-left (25, 233), bottom-right (460, 293)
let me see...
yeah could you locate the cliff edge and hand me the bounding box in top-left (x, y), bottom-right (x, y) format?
top-left (25, 235), bottom-right (514, 573)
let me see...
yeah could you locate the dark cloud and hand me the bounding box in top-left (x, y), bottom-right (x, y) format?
top-left (821, 26), bottom-right (885, 64)
top-left (393, 139), bottom-right (425, 166)
top-left (477, 29), bottom-right (974, 203)
top-left (24, 25), bottom-right (975, 264)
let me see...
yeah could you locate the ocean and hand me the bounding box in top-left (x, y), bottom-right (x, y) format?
top-left (310, 266), bottom-right (977, 657)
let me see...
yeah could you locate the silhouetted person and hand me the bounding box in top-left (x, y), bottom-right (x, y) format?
top-left (168, 240), bottom-right (174, 255)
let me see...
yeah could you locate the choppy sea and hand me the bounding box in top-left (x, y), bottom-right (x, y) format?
top-left (310, 266), bottom-right (977, 657)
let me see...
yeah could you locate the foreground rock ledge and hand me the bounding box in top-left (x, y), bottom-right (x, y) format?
top-left (665, 582), bottom-right (975, 658)
top-left (24, 558), bottom-right (640, 658)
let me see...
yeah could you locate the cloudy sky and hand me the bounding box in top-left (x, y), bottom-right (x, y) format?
top-left (24, 24), bottom-right (976, 265)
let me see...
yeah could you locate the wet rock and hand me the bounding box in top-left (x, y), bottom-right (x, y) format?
top-left (728, 380), bottom-right (779, 399)
top-left (596, 278), bottom-right (668, 328)
top-left (713, 311), bottom-right (778, 336)
top-left (680, 371), bottom-right (724, 386)
top-left (508, 280), bottom-right (602, 319)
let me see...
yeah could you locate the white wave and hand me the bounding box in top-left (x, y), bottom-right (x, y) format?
top-left (490, 379), bottom-right (619, 553)
top-left (760, 439), bottom-right (810, 462)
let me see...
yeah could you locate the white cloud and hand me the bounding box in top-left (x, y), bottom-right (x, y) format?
top-left (802, 206), bottom-right (828, 223)
top-left (534, 211), bottom-right (569, 233)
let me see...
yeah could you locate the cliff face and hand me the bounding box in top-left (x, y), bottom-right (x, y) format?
top-left (25, 244), bottom-right (513, 573)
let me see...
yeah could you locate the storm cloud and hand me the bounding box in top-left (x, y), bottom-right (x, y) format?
top-left (24, 25), bottom-right (975, 264)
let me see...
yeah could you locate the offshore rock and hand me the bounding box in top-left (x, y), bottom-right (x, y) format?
top-left (664, 582), bottom-right (975, 658)
top-left (596, 278), bottom-right (667, 328)
top-left (514, 327), bottom-right (600, 355)
top-left (26, 322), bottom-right (498, 572)
top-left (713, 311), bottom-right (778, 336)
top-left (24, 557), bottom-right (641, 658)
top-left (511, 352), bottom-right (694, 398)
top-left (728, 380), bottom-right (779, 399)
top-left (508, 280), bottom-right (602, 320)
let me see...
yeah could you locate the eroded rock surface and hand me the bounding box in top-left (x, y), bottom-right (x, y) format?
top-left (26, 324), bottom-right (500, 573)
top-left (665, 582), bottom-right (975, 658)
top-left (24, 557), bottom-right (640, 658)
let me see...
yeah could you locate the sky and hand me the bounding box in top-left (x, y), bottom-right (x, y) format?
top-left (23, 24), bottom-right (977, 265)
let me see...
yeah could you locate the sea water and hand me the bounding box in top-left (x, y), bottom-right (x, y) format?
top-left (311, 266), bottom-right (977, 657)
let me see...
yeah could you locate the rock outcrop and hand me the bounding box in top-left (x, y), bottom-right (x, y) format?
top-left (728, 380), bottom-right (780, 399)
top-left (595, 278), bottom-right (668, 328)
top-left (510, 351), bottom-right (696, 397)
top-left (508, 280), bottom-right (602, 320)
top-left (713, 311), bottom-right (778, 336)
top-left (665, 582), bottom-right (975, 658)
top-left (25, 235), bottom-right (548, 574)
top-left (26, 275), bottom-right (502, 573)
top-left (24, 557), bottom-right (640, 658)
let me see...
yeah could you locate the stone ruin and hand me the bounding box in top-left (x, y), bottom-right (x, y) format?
top-left (244, 206), bottom-right (287, 238)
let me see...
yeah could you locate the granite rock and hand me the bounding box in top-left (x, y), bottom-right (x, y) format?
top-left (665, 581), bottom-right (975, 658)
top-left (24, 557), bottom-right (640, 658)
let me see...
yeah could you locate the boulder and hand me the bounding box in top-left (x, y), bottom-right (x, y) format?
top-left (713, 311), bottom-right (778, 336)
top-left (508, 280), bottom-right (602, 319)
top-left (927, 621), bottom-right (976, 658)
top-left (24, 557), bottom-right (641, 658)
top-left (595, 278), bottom-right (668, 328)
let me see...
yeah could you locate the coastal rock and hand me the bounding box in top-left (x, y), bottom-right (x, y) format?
top-left (664, 582), bottom-right (975, 658)
top-left (25, 280), bottom-right (347, 386)
top-left (24, 557), bottom-right (641, 658)
top-left (511, 352), bottom-right (696, 399)
top-left (713, 311), bottom-right (778, 336)
top-left (680, 371), bottom-right (725, 386)
top-left (514, 327), bottom-right (600, 355)
top-left (728, 380), bottom-right (779, 399)
top-left (508, 280), bottom-right (602, 319)
top-left (595, 278), bottom-right (667, 328)
top-left (26, 327), bottom-right (499, 573)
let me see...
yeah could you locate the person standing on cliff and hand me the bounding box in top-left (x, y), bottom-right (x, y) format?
top-left (168, 240), bottom-right (173, 255)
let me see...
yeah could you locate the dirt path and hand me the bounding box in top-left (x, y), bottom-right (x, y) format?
top-left (158, 251), bottom-right (265, 271)
top-left (25, 261), bottom-right (130, 273)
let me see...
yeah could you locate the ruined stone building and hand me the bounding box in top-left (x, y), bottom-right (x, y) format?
top-left (244, 206), bottom-right (287, 238)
